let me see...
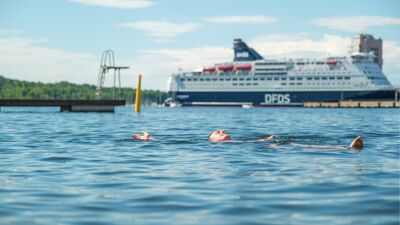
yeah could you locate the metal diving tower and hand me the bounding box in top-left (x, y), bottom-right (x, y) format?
top-left (95, 50), bottom-right (129, 100)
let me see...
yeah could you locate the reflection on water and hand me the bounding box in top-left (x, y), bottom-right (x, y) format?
top-left (0, 107), bottom-right (399, 225)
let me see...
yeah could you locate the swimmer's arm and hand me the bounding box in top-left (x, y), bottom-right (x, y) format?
top-left (289, 143), bottom-right (346, 149)
top-left (289, 136), bottom-right (364, 149)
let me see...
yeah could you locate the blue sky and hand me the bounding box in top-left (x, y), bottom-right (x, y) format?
top-left (0, 0), bottom-right (399, 90)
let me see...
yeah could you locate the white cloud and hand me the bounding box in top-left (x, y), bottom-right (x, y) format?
top-left (0, 37), bottom-right (102, 85)
top-left (249, 33), bottom-right (352, 57)
top-left (68, 0), bottom-right (154, 9)
top-left (383, 40), bottom-right (400, 60)
top-left (118, 21), bottom-right (201, 41)
top-left (205, 16), bottom-right (276, 24)
top-left (0, 34), bottom-right (229, 90)
top-left (383, 40), bottom-right (400, 85)
top-left (311, 16), bottom-right (400, 32)
top-left (0, 28), bottom-right (21, 34)
top-left (141, 47), bottom-right (231, 66)
top-left (0, 36), bottom-right (192, 90)
top-left (134, 47), bottom-right (231, 89)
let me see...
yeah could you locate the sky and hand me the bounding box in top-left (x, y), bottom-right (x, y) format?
top-left (0, 0), bottom-right (399, 90)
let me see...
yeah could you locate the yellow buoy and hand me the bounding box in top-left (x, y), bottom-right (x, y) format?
top-left (135, 74), bottom-right (142, 112)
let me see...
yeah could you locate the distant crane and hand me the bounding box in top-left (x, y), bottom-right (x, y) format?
top-left (95, 50), bottom-right (129, 100)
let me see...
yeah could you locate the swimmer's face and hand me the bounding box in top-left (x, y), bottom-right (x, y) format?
top-left (208, 130), bottom-right (232, 142)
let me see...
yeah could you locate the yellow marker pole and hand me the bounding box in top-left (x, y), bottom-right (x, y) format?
top-left (135, 74), bottom-right (142, 112)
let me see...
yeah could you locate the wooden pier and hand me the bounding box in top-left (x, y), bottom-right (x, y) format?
top-left (304, 101), bottom-right (399, 108)
top-left (0, 99), bottom-right (126, 112)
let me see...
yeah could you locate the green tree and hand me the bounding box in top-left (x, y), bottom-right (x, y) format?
top-left (0, 75), bottom-right (168, 104)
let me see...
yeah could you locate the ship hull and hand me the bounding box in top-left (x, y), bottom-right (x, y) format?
top-left (170, 90), bottom-right (397, 107)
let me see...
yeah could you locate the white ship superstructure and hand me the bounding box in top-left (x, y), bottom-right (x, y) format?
top-left (167, 34), bottom-right (396, 106)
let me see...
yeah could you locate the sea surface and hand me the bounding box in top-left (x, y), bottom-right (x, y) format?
top-left (0, 106), bottom-right (399, 225)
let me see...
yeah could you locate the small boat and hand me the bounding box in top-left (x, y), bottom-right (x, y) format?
top-left (326, 60), bottom-right (338, 65)
top-left (217, 64), bottom-right (234, 71)
top-left (169, 101), bottom-right (182, 107)
top-left (242, 103), bottom-right (254, 108)
top-left (203, 66), bottom-right (216, 72)
top-left (234, 64), bottom-right (252, 70)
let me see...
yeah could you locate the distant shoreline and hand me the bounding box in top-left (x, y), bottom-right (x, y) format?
top-left (0, 75), bottom-right (167, 104)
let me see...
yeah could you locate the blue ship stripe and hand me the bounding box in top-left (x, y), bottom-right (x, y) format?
top-left (170, 90), bottom-right (396, 106)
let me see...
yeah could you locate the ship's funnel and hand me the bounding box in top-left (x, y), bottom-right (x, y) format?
top-left (233, 38), bottom-right (264, 62)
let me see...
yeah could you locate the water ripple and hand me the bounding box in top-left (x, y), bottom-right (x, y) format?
top-left (0, 107), bottom-right (398, 225)
top-left (41, 156), bottom-right (76, 162)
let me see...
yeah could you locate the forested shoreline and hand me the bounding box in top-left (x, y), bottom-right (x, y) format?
top-left (0, 75), bottom-right (168, 105)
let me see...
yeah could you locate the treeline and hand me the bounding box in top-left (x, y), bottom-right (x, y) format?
top-left (0, 75), bottom-right (168, 105)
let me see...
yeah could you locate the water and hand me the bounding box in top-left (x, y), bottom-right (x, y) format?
top-left (0, 107), bottom-right (399, 225)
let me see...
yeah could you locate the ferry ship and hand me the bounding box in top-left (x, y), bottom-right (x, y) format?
top-left (166, 34), bottom-right (397, 107)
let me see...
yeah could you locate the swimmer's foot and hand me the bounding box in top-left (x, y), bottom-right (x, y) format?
top-left (257, 135), bottom-right (278, 142)
top-left (348, 136), bottom-right (363, 149)
top-left (266, 135), bottom-right (278, 141)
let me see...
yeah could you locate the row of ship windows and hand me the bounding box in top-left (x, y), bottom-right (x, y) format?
top-left (254, 62), bottom-right (330, 66)
top-left (255, 68), bottom-right (286, 71)
top-left (353, 60), bottom-right (376, 64)
top-left (256, 61), bottom-right (332, 66)
top-left (187, 84), bottom-right (355, 90)
top-left (255, 62), bottom-right (329, 66)
top-left (294, 71), bottom-right (350, 75)
top-left (296, 62), bottom-right (327, 65)
top-left (201, 70), bottom-right (352, 75)
top-left (224, 82), bottom-right (351, 86)
top-left (180, 77), bottom-right (351, 82)
top-left (367, 76), bottom-right (385, 80)
top-left (364, 70), bottom-right (381, 75)
top-left (255, 62), bottom-right (287, 66)
top-left (363, 65), bottom-right (379, 70)
top-left (254, 72), bottom-right (288, 75)
top-left (255, 69), bottom-right (350, 73)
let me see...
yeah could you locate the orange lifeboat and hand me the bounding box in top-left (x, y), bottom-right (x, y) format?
top-left (203, 66), bottom-right (216, 72)
top-left (234, 64), bottom-right (252, 70)
top-left (217, 64), bottom-right (234, 71)
top-left (326, 60), bottom-right (338, 65)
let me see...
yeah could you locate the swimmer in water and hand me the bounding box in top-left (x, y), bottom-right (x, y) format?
top-left (132, 130), bottom-right (363, 149)
top-left (207, 130), bottom-right (363, 149)
top-left (132, 131), bottom-right (155, 141)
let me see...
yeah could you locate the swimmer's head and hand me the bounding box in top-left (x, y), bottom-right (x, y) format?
top-left (208, 130), bottom-right (232, 142)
